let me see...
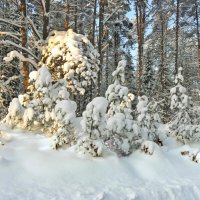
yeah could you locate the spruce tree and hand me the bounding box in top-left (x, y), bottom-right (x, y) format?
top-left (105, 60), bottom-right (139, 156)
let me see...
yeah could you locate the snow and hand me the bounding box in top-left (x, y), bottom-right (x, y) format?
top-left (1, 125), bottom-right (200, 199)
top-left (112, 59), bottom-right (126, 84)
top-left (35, 66), bottom-right (52, 88)
top-left (41, 29), bottom-right (99, 95)
top-left (29, 71), bottom-right (38, 81)
top-left (141, 141), bottom-right (157, 155)
top-left (23, 107), bottom-right (34, 125)
top-left (86, 97), bottom-right (108, 116)
top-left (55, 100), bottom-right (77, 115)
top-left (81, 97), bottom-right (108, 142)
top-left (3, 50), bottom-right (38, 68)
top-left (8, 98), bottom-right (24, 117)
top-left (137, 96), bottom-right (148, 122)
top-left (107, 113), bottom-right (125, 133)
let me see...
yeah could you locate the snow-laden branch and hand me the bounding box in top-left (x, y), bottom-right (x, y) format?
top-left (2, 76), bottom-right (19, 86)
top-left (0, 40), bottom-right (39, 61)
top-left (40, 0), bottom-right (47, 16)
top-left (0, 32), bottom-right (21, 42)
top-left (0, 18), bottom-right (22, 28)
top-left (27, 18), bottom-right (42, 40)
top-left (103, 6), bottom-right (123, 25)
top-left (4, 50), bottom-right (38, 69)
top-left (102, 43), bottom-right (109, 52)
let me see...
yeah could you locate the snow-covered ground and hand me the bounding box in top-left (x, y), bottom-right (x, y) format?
top-left (1, 125), bottom-right (200, 200)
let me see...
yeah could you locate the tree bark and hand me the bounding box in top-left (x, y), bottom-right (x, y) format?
top-left (20, 0), bottom-right (28, 93)
top-left (160, 3), bottom-right (165, 90)
top-left (66, 0), bottom-right (70, 31)
top-left (175, 0), bottom-right (180, 74)
top-left (114, 28), bottom-right (119, 68)
top-left (134, 0), bottom-right (146, 96)
top-left (91, 0), bottom-right (97, 45)
top-left (195, 0), bottom-right (200, 70)
top-left (73, 0), bottom-right (78, 32)
top-left (89, 0), bottom-right (98, 101)
top-left (41, 0), bottom-right (51, 40)
top-left (98, 0), bottom-right (105, 95)
top-left (105, 29), bottom-right (109, 89)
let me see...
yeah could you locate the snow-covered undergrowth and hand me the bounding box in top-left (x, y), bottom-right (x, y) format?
top-left (4, 66), bottom-right (79, 149)
top-left (1, 124), bottom-right (200, 200)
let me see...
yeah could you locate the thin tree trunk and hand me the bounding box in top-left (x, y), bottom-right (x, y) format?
top-left (74, 0), bottom-right (78, 32)
top-left (195, 0), bottom-right (200, 70)
top-left (91, 0), bottom-right (97, 45)
top-left (105, 30), bottom-right (109, 89)
top-left (20, 0), bottom-right (28, 93)
top-left (114, 29), bottom-right (119, 68)
top-left (141, 0), bottom-right (146, 54)
top-left (98, 0), bottom-right (105, 95)
top-left (89, 0), bottom-right (97, 101)
top-left (135, 0), bottom-right (145, 96)
top-left (160, 4), bottom-right (165, 90)
top-left (41, 0), bottom-right (50, 40)
top-left (66, 0), bottom-right (70, 31)
top-left (175, 0), bottom-right (180, 74)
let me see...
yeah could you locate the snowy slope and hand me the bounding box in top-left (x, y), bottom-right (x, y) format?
top-left (1, 124), bottom-right (200, 200)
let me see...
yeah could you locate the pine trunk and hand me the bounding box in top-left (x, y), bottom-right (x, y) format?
top-left (41, 0), bottom-right (50, 40)
top-left (89, 0), bottom-right (97, 101)
top-left (74, 0), bottom-right (78, 32)
top-left (20, 0), bottom-right (28, 93)
top-left (160, 4), bottom-right (165, 90)
top-left (98, 0), bottom-right (105, 95)
top-left (175, 0), bottom-right (180, 74)
top-left (91, 0), bottom-right (97, 45)
top-left (135, 0), bottom-right (145, 96)
top-left (105, 29), bottom-right (109, 89)
top-left (195, 0), bottom-right (200, 70)
top-left (66, 0), bottom-right (70, 31)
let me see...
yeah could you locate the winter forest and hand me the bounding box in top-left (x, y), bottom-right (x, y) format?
top-left (0, 0), bottom-right (200, 199)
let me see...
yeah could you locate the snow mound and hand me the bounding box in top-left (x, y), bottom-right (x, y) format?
top-left (141, 141), bottom-right (158, 155)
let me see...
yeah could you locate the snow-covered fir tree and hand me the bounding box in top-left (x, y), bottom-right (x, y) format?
top-left (76, 97), bottom-right (108, 157)
top-left (142, 52), bottom-right (155, 98)
top-left (52, 100), bottom-right (77, 149)
top-left (137, 96), bottom-right (166, 145)
top-left (40, 29), bottom-right (99, 96)
top-left (169, 67), bottom-right (199, 143)
top-left (4, 67), bottom-right (77, 147)
top-left (105, 60), bottom-right (139, 156)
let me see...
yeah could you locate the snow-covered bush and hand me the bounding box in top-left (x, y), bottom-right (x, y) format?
top-left (105, 60), bottom-right (139, 156)
top-left (40, 29), bottom-right (99, 95)
top-left (82, 97), bottom-right (108, 139)
top-left (140, 141), bottom-right (158, 155)
top-left (76, 97), bottom-right (108, 157)
top-left (52, 100), bottom-right (77, 149)
top-left (76, 136), bottom-right (104, 157)
top-left (0, 130), bottom-right (12, 146)
top-left (4, 67), bottom-right (77, 147)
top-left (137, 96), bottom-right (165, 146)
top-left (23, 67), bottom-right (53, 130)
top-left (180, 145), bottom-right (200, 163)
top-left (169, 67), bottom-right (198, 143)
top-left (5, 98), bottom-right (24, 128)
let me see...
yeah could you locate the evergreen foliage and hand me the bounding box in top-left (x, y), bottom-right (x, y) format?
top-left (105, 60), bottom-right (139, 156)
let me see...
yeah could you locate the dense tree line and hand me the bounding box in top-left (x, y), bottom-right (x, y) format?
top-left (0, 0), bottom-right (199, 120)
